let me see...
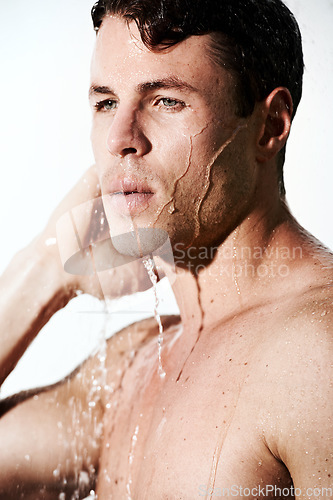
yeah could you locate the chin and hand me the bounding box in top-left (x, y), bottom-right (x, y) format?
top-left (110, 227), bottom-right (170, 258)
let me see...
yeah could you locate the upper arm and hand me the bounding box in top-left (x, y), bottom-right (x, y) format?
top-left (281, 357), bottom-right (333, 498)
top-left (265, 304), bottom-right (333, 498)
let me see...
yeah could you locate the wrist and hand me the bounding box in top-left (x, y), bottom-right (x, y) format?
top-left (14, 234), bottom-right (77, 304)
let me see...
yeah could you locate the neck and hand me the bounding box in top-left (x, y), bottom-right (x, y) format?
top-left (164, 200), bottom-right (302, 336)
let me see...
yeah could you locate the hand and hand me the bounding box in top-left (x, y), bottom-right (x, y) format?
top-left (36, 165), bottom-right (155, 300)
top-left (34, 165), bottom-right (104, 298)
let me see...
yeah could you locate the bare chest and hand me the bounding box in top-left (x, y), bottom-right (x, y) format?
top-left (96, 323), bottom-right (292, 499)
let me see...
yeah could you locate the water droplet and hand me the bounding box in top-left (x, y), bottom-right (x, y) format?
top-left (79, 470), bottom-right (90, 487)
top-left (53, 467), bottom-right (61, 478)
top-left (126, 425), bottom-right (140, 499)
top-left (45, 237), bottom-right (56, 247)
top-left (168, 201), bottom-right (176, 214)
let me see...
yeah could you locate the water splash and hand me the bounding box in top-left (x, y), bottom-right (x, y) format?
top-left (143, 256), bottom-right (166, 378)
top-left (126, 424), bottom-right (140, 500)
top-left (56, 302), bottom-right (110, 500)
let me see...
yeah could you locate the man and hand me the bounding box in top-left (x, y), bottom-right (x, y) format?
top-left (0, 0), bottom-right (332, 498)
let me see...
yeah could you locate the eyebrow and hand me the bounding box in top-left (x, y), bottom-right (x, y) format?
top-left (89, 77), bottom-right (198, 99)
top-left (136, 77), bottom-right (198, 94)
top-left (89, 85), bottom-right (114, 98)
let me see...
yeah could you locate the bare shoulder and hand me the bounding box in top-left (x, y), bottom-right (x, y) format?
top-left (100, 314), bottom-right (181, 401)
top-left (106, 314), bottom-right (181, 355)
top-left (258, 241), bottom-right (333, 366)
top-left (0, 315), bottom-right (181, 416)
top-left (277, 260), bottom-right (333, 361)
top-left (257, 261), bottom-right (333, 385)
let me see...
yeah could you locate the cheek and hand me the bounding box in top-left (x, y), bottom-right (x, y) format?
top-left (146, 108), bottom-right (218, 164)
top-left (201, 144), bottom-right (256, 226)
top-left (186, 124), bottom-right (256, 225)
top-left (147, 127), bottom-right (196, 187)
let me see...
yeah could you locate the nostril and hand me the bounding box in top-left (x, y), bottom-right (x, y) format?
top-left (112, 147), bottom-right (137, 159)
top-left (122, 148), bottom-right (137, 156)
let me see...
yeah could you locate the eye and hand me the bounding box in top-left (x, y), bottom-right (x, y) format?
top-left (93, 99), bottom-right (118, 112)
top-left (154, 97), bottom-right (186, 112)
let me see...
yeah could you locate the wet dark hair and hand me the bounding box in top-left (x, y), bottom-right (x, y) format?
top-left (91, 0), bottom-right (304, 196)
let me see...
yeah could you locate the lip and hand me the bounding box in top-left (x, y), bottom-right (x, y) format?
top-left (103, 177), bottom-right (155, 215)
top-left (108, 177), bottom-right (154, 196)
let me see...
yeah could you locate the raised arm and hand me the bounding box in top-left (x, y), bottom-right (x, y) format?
top-left (0, 240), bottom-right (74, 386)
top-left (0, 165), bottom-right (153, 386)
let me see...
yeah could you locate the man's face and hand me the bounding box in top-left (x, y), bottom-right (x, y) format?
top-left (90, 16), bottom-right (258, 252)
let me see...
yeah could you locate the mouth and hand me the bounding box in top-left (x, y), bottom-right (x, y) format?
top-left (112, 191), bottom-right (154, 211)
top-left (113, 190), bottom-right (153, 196)
top-left (105, 178), bottom-right (155, 215)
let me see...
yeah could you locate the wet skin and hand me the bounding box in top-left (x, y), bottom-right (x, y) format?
top-left (0, 14), bottom-right (332, 500)
top-left (90, 16), bottom-right (258, 253)
top-left (95, 279), bottom-right (332, 499)
top-left (89, 17), bottom-right (333, 499)
top-left (97, 315), bottom-right (294, 499)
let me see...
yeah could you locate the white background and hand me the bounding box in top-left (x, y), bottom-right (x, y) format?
top-left (0, 0), bottom-right (332, 397)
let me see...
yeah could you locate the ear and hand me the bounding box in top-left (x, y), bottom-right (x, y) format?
top-left (256, 87), bottom-right (293, 163)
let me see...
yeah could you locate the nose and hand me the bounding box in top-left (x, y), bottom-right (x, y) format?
top-left (106, 106), bottom-right (152, 158)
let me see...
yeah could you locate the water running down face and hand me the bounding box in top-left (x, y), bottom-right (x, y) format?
top-left (90, 16), bottom-right (259, 260)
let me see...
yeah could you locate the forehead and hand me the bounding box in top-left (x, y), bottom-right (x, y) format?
top-left (91, 16), bottom-right (233, 96)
